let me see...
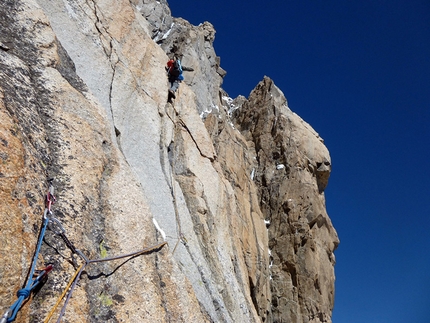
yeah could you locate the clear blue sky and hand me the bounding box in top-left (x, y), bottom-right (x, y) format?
top-left (169, 1), bottom-right (430, 322)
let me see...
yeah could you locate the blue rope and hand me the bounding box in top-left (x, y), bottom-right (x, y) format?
top-left (6, 216), bottom-right (50, 322)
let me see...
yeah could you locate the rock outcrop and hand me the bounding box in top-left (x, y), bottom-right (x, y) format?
top-left (0, 1), bottom-right (338, 322)
top-left (232, 77), bottom-right (339, 322)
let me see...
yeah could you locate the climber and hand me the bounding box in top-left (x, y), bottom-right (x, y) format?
top-left (166, 56), bottom-right (193, 101)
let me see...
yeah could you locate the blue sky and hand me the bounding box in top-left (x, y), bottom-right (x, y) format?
top-left (169, 1), bottom-right (430, 322)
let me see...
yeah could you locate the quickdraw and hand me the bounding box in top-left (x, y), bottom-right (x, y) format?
top-left (1, 181), bottom-right (168, 323)
top-left (1, 182), bottom-right (56, 323)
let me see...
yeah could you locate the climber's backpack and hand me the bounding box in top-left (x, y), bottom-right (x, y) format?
top-left (170, 59), bottom-right (183, 77)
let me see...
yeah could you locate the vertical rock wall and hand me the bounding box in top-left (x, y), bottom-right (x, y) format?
top-left (0, 0), bottom-right (338, 322)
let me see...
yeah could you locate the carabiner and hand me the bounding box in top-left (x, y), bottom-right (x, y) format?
top-left (0, 309), bottom-right (11, 323)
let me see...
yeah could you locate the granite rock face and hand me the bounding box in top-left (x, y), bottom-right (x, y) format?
top-left (0, 1), bottom-right (338, 322)
top-left (232, 77), bottom-right (340, 322)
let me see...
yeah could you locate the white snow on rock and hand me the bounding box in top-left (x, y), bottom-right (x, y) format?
top-left (152, 218), bottom-right (166, 240)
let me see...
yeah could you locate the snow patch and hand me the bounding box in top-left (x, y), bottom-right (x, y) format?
top-left (153, 23), bottom-right (174, 42)
top-left (152, 218), bottom-right (166, 240)
top-left (200, 103), bottom-right (219, 119)
top-left (276, 164), bottom-right (285, 170)
top-left (250, 168), bottom-right (255, 180)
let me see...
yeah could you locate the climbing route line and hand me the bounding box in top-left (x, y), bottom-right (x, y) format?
top-left (170, 155), bottom-right (182, 255)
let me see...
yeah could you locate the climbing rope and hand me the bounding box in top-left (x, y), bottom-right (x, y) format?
top-left (43, 264), bottom-right (83, 323)
top-left (170, 153), bottom-right (182, 255)
top-left (47, 216), bottom-right (89, 264)
top-left (52, 242), bottom-right (167, 323)
top-left (42, 193), bottom-right (168, 322)
top-left (1, 180), bottom-right (169, 323)
top-left (1, 183), bottom-right (56, 323)
top-left (164, 103), bottom-right (185, 255)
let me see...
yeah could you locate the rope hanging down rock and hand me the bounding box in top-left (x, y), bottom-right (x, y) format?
top-left (43, 196), bottom-right (168, 323)
top-left (51, 241), bottom-right (167, 323)
top-left (43, 264), bottom-right (83, 323)
top-left (1, 182), bottom-right (56, 323)
top-left (0, 180), bottom-right (168, 323)
top-left (164, 102), bottom-right (186, 255)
